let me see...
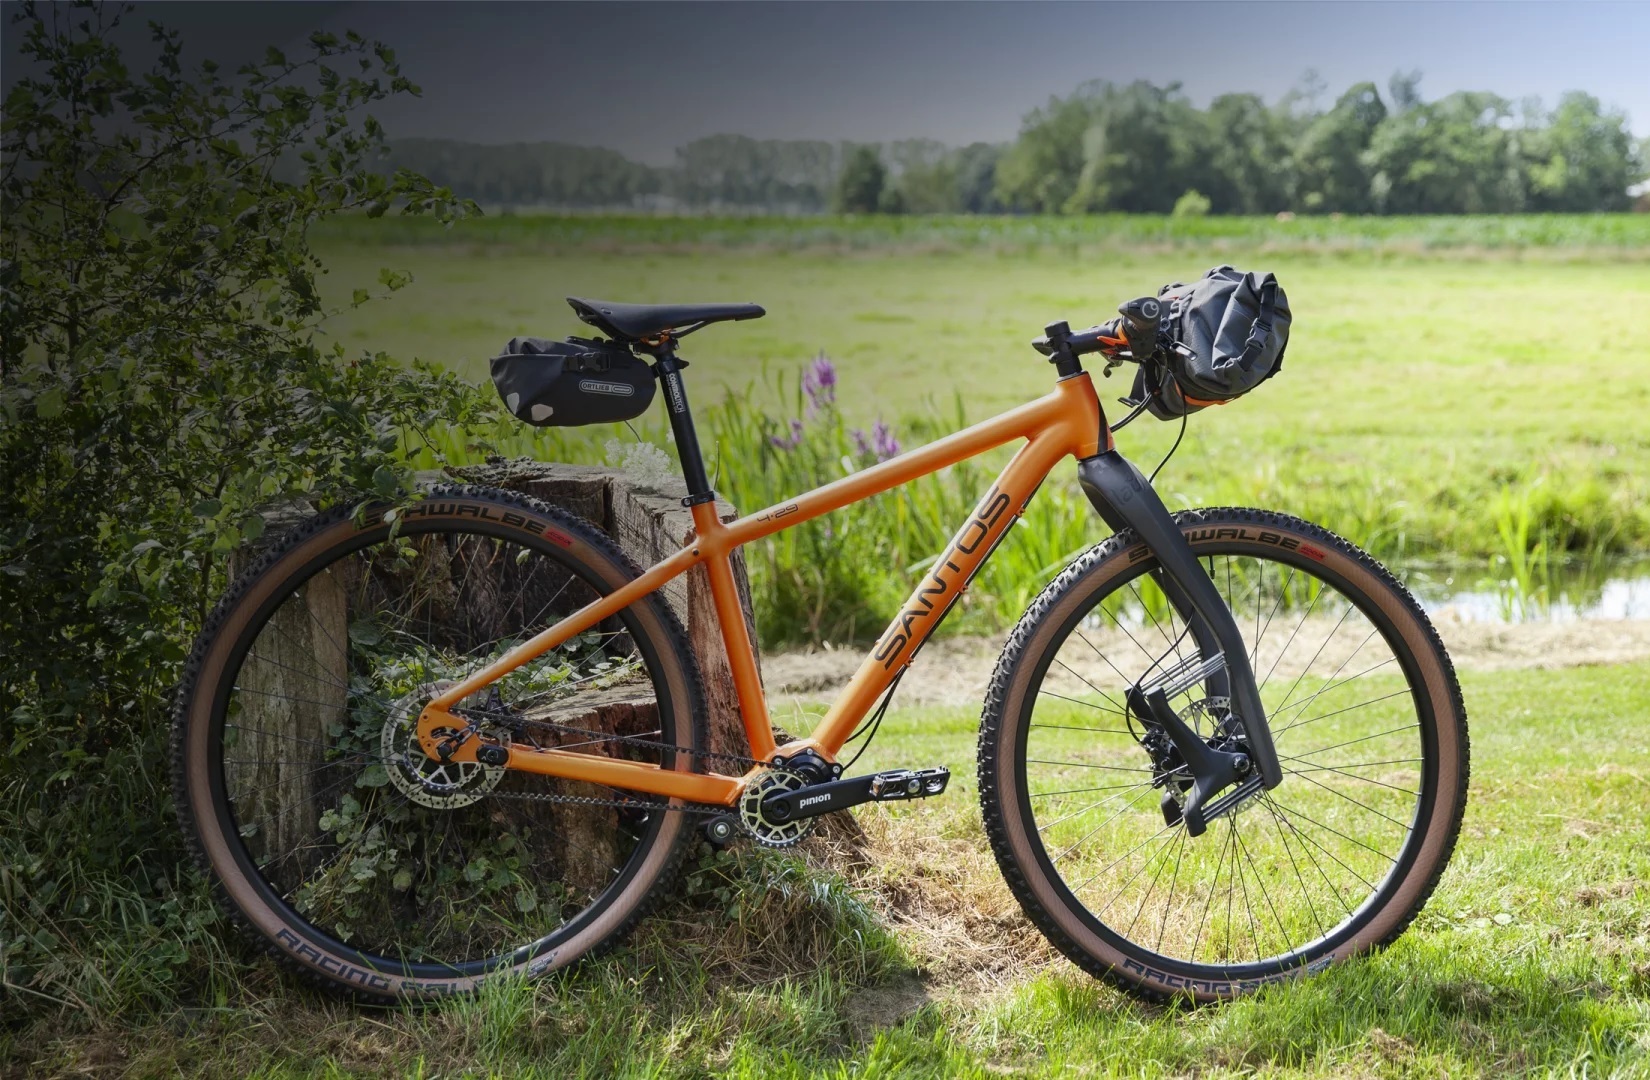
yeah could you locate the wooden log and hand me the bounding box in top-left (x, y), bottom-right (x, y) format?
top-left (451, 459), bottom-right (764, 762)
top-left (226, 510), bottom-right (351, 884)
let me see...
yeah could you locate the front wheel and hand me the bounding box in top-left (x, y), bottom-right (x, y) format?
top-left (978, 507), bottom-right (1468, 1001)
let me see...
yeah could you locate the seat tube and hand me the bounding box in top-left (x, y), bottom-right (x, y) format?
top-left (653, 351), bottom-right (714, 502)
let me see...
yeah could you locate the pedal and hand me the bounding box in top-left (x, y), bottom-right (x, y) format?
top-left (759, 766), bottom-right (950, 823)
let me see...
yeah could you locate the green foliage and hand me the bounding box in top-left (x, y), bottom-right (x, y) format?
top-left (835, 145), bottom-right (888, 214)
top-left (1294, 82), bottom-right (1388, 213)
top-left (380, 136), bottom-right (660, 208)
top-left (376, 72), bottom-right (1645, 216)
top-left (0, 0), bottom-right (490, 1011)
top-left (310, 209), bottom-right (1650, 257)
top-left (1172, 189), bottom-right (1212, 218)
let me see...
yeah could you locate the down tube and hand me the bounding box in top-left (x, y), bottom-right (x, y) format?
top-left (810, 436), bottom-right (1068, 753)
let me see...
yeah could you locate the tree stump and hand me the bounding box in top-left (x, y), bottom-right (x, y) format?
top-left (449, 459), bottom-right (764, 763)
top-left (225, 507), bottom-right (351, 881)
top-left (451, 459), bottom-right (866, 854)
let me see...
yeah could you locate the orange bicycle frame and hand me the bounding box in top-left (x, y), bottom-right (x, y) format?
top-left (417, 374), bottom-right (1108, 805)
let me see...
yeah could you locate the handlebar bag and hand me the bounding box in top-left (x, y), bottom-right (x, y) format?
top-left (1131, 266), bottom-right (1291, 420)
top-left (490, 336), bottom-right (656, 426)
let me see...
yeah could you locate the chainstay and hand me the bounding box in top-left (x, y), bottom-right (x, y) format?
top-left (453, 705), bottom-right (769, 773)
top-left (446, 704), bottom-right (773, 816)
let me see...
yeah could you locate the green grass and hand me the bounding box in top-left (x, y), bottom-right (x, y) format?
top-left (305, 215), bottom-right (1650, 645)
top-left (11, 661), bottom-right (1648, 1077)
top-left (313, 212), bottom-right (1650, 259)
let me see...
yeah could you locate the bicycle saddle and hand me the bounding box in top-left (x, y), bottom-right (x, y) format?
top-left (566, 297), bottom-right (765, 342)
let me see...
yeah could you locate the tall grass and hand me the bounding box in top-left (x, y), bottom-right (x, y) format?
top-left (410, 362), bottom-right (1098, 647)
top-left (409, 358), bottom-right (1649, 648)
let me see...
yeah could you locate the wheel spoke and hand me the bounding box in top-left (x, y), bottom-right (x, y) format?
top-left (1011, 536), bottom-right (1444, 985)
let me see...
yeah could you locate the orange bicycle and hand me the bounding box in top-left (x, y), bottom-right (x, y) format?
top-left (173, 290), bottom-right (1468, 1002)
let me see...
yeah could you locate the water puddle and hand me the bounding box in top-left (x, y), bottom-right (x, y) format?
top-left (1400, 559), bottom-right (1650, 624)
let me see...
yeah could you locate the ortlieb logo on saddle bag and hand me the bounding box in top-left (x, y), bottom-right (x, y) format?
top-left (490, 336), bottom-right (656, 426)
top-left (1129, 266), bottom-right (1291, 421)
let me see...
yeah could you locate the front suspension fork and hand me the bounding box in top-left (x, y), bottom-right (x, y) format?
top-left (1076, 452), bottom-right (1283, 803)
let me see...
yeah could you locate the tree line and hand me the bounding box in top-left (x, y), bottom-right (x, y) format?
top-left (382, 73), bottom-right (1646, 215)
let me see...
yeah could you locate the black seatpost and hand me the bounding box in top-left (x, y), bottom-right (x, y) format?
top-left (651, 349), bottom-right (716, 506)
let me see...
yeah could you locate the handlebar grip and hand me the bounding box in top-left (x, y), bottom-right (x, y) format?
top-left (1116, 296), bottom-right (1162, 360)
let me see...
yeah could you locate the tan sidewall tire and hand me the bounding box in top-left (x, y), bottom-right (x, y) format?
top-left (980, 508), bottom-right (1468, 1002)
top-left (172, 487), bottom-right (703, 1001)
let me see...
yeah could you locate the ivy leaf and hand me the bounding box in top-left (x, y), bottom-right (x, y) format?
top-left (348, 619), bottom-right (383, 646)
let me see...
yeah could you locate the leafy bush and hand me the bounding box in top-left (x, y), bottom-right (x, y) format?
top-left (0, 2), bottom-right (490, 1016)
top-left (1173, 189), bottom-right (1213, 218)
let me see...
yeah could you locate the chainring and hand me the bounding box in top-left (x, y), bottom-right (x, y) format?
top-left (738, 769), bottom-right (817, 848)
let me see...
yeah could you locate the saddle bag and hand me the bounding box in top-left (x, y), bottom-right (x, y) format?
top-left (1129, 266), bottom-right (1291, 421)
top-left (490, 336), bottom-right (656, 427)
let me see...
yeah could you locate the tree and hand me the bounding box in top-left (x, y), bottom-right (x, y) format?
top-left (1064, 82), bottom-right (1201, 214)
top-left (1365, 90), bottom-right (1524, 213)
top-left (993, 85), bottom-right (1097, 212)
top-left (1, 0), bottom-right (488, 992)
top-left (675, 134), bottom-right (836, 211)
top-left (1520, 92), bottom-right (1641, 212)
top-left (1294, 81), bottom-right (1387, 212)
top-left (952, 142), bottom-right (1003, 213)
top-left (834, 145), bottom-right (886, 213)
top-left (1201, 93), bottom-right (1295, 213)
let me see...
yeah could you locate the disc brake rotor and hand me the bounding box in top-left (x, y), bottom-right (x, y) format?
top-left (380, 680), bottom-right (505, 809)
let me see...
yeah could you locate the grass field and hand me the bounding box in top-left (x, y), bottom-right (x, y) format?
top-left (17, 661), bottom-right (1650, 1078)
top-left (310, 214), bottom-right (1650, 646)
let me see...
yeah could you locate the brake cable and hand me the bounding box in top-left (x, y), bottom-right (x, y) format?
top-left (1149, 413), bottom-right (1188, 483)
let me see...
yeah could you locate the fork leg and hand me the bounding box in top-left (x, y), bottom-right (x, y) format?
top-left (1075, 451), bottom-right (1282, 790)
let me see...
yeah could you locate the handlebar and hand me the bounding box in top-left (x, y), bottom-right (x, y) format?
top-left (1031, 295), bottom-right (1165, 373)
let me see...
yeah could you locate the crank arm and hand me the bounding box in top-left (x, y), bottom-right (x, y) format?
top-left (760, 767), bottom-right (951, 823)
top-left (1078, 451), bottom-right (1281, 790)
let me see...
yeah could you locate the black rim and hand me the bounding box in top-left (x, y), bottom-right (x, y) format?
top-left (1011, 538), bottom-right (1440, 981)
top-left (199, 511), bottom-right (683, 982)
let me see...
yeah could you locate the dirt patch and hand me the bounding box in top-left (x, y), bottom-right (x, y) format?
top-left (764, 619), bottom-right (1650, 709)
top-left (841, 970), bottom-right (931, 1042)
top-left (841, 813), bottom-right (1060, 995)
top-left (1574, 879), bottom-right (1642, 907)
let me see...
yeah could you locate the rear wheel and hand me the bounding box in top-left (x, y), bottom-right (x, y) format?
top-left (979, 508), bottom-right (1468, 1000)
top-left (171, 486), bottom-right (705, 1001)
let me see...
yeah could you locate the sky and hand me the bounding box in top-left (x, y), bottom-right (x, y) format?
top-left (5, 1), bottom-right (1648, 162)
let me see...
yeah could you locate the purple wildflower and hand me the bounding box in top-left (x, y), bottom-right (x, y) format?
top-left (871, 419), bottom-right (900, 462)
top-left (769, 417), bottom-right (805, 451)
top-left (802, 352), bottom-right (837, 414)
top-left (850, 427), bottom-right (873, 459)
